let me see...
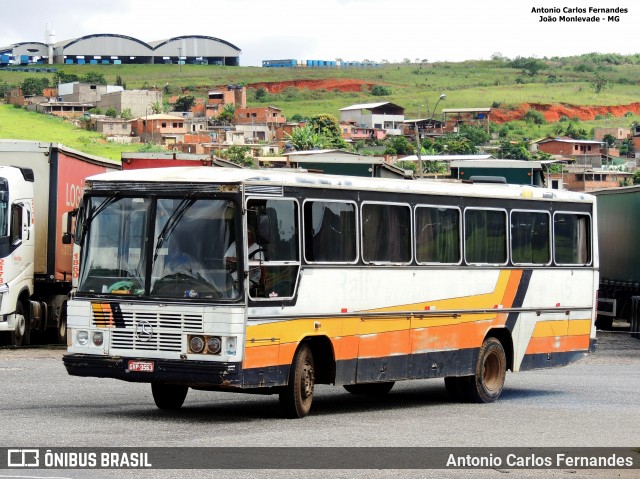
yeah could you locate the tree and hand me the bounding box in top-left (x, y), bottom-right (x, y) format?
top-left (217, 103), bottom-right (235, 123)
top-left (53, 71), bottom-right (79, 85)
top-left (499, 140), bottom-right (532, 160)
top-left (173, 95), bottom-right (196, 112)
top-left (602, 133), bottom-right (616, 147)
top-left (458, 124), bottom-right (490, 146)
top-left (509, 56), bottom-right (545, 76)
top-left (120, 108), bottom-right (133, 120)
top-left (384, 136), bottom-right (415, 156)
top-left (21, 77), bottom-right (49, 96)
top-left (591, 73), bottom-right (612, 93)
top-left (286, 124), bottom-right (329, 150)
top-left (309, 114), bottom-right (347, 149)
top-left (254, 86), bottom-right (268, 101)
top-left (105, 107), bottom-right (117, 118)
top-left (220, 145), bottom-right (255, 167)
top-left (115, 75), bottom-right (126, 89)
top-left (79, 72), bottom-right (107, 84)
top-left (150, 101), bottom-right (164, 114)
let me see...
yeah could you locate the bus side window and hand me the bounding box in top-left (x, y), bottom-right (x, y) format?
top-left (554, 213), bottom-right (591, 265)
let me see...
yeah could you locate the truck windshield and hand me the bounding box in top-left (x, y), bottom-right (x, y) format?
top-left (77, 196), bottom-right (239, 300)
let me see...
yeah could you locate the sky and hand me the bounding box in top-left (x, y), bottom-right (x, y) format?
top-left (1, 0), bottom-right (637, 66)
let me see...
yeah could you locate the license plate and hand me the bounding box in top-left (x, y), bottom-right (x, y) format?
top-left (128, 360), bottom-right (154, 373)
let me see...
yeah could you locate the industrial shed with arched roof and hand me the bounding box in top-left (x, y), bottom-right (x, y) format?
top-left (148, 36), bottom-right (241, 66)
top-left (48, 33), bottom-right (240, 65)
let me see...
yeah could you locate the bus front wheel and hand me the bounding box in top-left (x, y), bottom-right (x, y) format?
top-left (279, 344), bottom-right (315, 418)
top-left (151, 383), bottom-right (189, 410)
top-left (468, 337), bottom-right (507, 403)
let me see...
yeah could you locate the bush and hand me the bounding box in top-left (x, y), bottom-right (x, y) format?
top-left (523, 109), bottom-right (546, 125)
top-left (371, 85), bottom-right (392, 96)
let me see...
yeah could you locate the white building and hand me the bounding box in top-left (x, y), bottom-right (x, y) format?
top-left (339, 102), bottom-right (405, 136)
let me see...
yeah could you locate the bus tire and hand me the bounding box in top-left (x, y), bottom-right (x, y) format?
top-left (343, 381), bottom-right (394, 395)
top-left (151, 383), bottom-right (188, 410)
top-left (11, 301), bottom-right (30, 347)
top-left (467, 337), bottom-right (507, 403)
top-left (279, 344), bottom-right (315, 418)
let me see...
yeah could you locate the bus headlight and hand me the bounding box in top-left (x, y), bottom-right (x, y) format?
top-left (189, 336), bottom-right (205, 354)
top-left (207, 336), bottom-right (222, 355)
top-left (92, 331), bottom-right (104, 347)
top-left (77, 330), bottom-right (89, 346)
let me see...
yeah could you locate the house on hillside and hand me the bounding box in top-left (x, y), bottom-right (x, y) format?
top-left (442, 108), bottom-right (491, 133)
top-left (58, 82), bottom-right (123, 103)
top-left (339, 102), bottom-right (405, 136)
top-left (131, 114), bottom-right (187, 145)
top-left (206, 85), bottom-right (246, 118)
top-left (97, 89), bottom-right (162, 117)
top-left (535, 137), bottom-right (603, 165)
top-left (235, 106), bottom-right (287, 142)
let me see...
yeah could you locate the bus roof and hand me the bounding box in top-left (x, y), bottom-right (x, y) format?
top-left (86, 166), bottom-right (595, 203)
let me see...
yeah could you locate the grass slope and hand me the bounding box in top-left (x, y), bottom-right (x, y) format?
top-left (0, 105), bottom-right (136, 160)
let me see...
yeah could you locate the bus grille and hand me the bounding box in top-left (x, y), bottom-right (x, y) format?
top-left (91, 308), bottom-right (204, 353)
top-left (92, 308), bottom-right (203, 332)
top-left (111, 330), bottom-right (182, 352)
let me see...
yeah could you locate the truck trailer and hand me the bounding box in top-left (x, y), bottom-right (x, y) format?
top-left (592, 186), bottom-right (640, 334)
top-left (0, 140), bottom-right (119, 345)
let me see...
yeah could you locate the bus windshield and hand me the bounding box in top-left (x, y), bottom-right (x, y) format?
top-left (77, 195), bottom-right (239, 300)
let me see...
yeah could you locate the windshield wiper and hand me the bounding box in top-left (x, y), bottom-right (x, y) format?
top-left (152, 197), bottom-right (196, 262)
top-left (81, 194), bottom-right (121, 241)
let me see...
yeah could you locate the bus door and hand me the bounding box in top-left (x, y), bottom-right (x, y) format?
top-left (244, 196), bottom-right (301, 386)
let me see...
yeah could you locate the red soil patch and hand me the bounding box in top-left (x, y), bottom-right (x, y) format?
top-left (246, 79), bottom-right (374, 93)
top-left (491, 102), bottom-right (640, 123)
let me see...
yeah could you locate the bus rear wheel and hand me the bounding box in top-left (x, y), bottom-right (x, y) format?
top-left (279, 344), bottom-right (315, 418)
top-left (151, 383), bottom-right (189, 410)
top-left (468, 337), bottom-right (507, 403)
top-left (343, 381), bottom-right (395, 395)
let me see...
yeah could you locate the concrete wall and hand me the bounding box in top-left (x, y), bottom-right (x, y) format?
top-left (98, 89), bottom-right (162, 117)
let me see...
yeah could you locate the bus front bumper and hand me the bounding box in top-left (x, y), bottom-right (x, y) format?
top-left (63, 354), bottom-right (243, 387)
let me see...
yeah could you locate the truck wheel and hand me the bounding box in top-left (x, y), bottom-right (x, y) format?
top-left (11, 301), bottom-right (30, 347)
top-left (151, 383), bottom-right (188, 410)
top-left (466, 337), bottom-right (507, 403)
top-left (57, 302), bottom-right (68, 345)
top-left (343, 381), bottom-right (395, 395)
top-left (279, 344), bottom-right (315, 418)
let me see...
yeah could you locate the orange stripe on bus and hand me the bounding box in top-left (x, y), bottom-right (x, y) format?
top-left (501, 269), bottom-right (523, 309)
top-left (525, 335), bottom-right (590, 355)
top-left (358, 329), bottom-right (412, 358)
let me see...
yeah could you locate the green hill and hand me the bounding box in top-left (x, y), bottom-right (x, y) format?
top-left (2, 53), bottom-right (640, 159)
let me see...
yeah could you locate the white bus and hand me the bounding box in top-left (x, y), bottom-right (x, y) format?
top-left (63, 168), bottom-right (598, 418)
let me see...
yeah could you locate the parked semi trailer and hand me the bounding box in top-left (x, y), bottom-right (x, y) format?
top-left (0, 140), bottom-right (119, 345)
top-left (592, 186), bottom-right (640, 334)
